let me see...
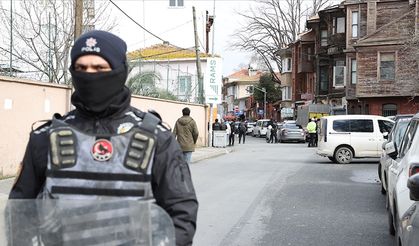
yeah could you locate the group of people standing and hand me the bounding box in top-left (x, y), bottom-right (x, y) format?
top-left (212, 117), bottom-right (247, 146)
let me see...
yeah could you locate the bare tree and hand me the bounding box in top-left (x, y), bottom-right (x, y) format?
top-left (0, 0), bottom-right (116, 84)
top-left (229, 0), bottom-right (331, 83)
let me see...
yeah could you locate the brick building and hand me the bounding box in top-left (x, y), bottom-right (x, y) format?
top-left (345, 0), bottom-right (419, 115)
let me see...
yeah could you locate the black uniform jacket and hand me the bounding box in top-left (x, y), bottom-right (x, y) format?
top-left (9, 107), bottom-right (198, 246)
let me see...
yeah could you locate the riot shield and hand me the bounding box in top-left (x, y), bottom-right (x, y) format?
top-left (0, 199), bottom-right (175, 246)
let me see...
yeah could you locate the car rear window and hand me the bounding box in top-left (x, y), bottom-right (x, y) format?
top-left (283, 124), bottom-right (302, 129)
top-left (262, 121), bottom-right (272, 127)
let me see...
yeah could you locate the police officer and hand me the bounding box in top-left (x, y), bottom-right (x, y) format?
top-left (307, 118), bottom-right (317, 147)
top-left (9, 30), bottom-right (198, 246)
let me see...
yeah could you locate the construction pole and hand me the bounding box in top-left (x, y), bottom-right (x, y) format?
top-left (192, 6), bottom-right (204, 104)
top-left (74, 0), bottom-right (83, 41)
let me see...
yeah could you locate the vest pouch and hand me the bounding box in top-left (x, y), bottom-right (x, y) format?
top-left (124, 129), bottom-right (156, 174)
top-left (49, 128), bottom-right (77, 169)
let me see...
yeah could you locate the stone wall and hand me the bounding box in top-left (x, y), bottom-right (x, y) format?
top-left (0, 76), bottom-right (208, 177)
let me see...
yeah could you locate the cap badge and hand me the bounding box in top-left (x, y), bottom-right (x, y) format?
top-left (81, 37), bottom-right (100, 53)
top-left (91, 139), bottom-right (113, 161)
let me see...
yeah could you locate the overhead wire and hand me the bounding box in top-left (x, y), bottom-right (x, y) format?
top-left (108, 0), bottom-right (192, 53)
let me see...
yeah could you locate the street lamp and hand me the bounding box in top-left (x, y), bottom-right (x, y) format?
top-left (246, 85), bottom-right (267, 119)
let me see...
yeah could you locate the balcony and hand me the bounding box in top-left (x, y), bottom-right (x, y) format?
top-left (298, 60), bottom-right (314, 73)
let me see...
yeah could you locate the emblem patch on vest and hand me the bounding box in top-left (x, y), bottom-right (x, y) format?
top-left (117, 122), bottom-right (134, 134)
top-left (92, 139), bottom-right (113, 161)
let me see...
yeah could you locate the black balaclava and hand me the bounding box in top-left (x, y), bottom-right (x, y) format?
top-left (69, 30), bottom-right (131, 118)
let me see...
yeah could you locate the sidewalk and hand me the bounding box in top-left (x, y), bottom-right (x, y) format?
top-left (191, 146), bottom-right (234, 164)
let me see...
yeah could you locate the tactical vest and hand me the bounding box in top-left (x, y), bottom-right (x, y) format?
top-left (39, 113), bottom-right (160, 200)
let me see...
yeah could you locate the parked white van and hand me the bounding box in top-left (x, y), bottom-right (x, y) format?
top-left (316, 115), bottom-right (394, 164)
top-left (252, 119), bottom-right (273, 137)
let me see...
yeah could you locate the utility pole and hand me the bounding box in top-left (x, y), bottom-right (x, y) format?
top-left (192, 6), bottom-right (204, 104)
top-left (250, 85), bottom-right (267, 119)
top-left (9, 0), bottom-right (13, 76)
top-left (74, 0), bottom-right (83, 41)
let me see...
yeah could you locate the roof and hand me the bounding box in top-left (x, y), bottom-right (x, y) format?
top-left (227, 68), bottom-right (264, 82)
top-left (127, 43), bottom-right (212, 61)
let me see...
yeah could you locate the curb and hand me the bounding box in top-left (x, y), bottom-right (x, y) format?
top-left (191, 148), bottom-right (234, 164)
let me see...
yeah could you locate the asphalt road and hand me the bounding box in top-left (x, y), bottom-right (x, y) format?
top-left (191, 135), bottom-right (394, 246)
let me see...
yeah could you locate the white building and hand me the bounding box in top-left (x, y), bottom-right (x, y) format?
top-left (128, 43), bottom-right (213, 103)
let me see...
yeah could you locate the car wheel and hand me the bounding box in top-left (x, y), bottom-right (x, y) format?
top-left (334, 146), bottom-right (353, 164)
top-left (328, 157), bottom-right (337, 163)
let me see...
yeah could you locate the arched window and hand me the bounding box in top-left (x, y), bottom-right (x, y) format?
top-left (382, 103), bottom-right (397, 117)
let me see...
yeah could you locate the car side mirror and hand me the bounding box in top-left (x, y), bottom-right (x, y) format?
top-left (384, 141), bottom-right (398, 160)
top-left (383, 132), bottom-right (389, 140)
top-left (407, 174), bottom-right (419, 201)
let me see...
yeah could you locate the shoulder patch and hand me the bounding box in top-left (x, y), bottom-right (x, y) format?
top-left (32, 120), bottom-right (52, 134)
top-left (125, 111), bottom-right (143, 122)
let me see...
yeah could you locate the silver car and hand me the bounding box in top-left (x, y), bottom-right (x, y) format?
top-left (278, 123), bottom-right (305, 143)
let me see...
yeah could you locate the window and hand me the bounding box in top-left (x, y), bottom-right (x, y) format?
top-left (378, 120), bottom-right (394, 133)
top-left (282, 86), bottom-right (292, 100)
top-left (333, 120), bottom-right (350, 132)
top-left (350, 119), bottom-right (374, 132)
top-left (320, 30), bottom-right (328, 46)
top-left (382, 103), bottom-right (397, 117)
top-left (179, 76), bottom-right (191, 95)
top-left (351, 59), bottom-right (357, 84)
top-left (333, 60), bottom-right (345, 87)
top-left (320, 66), bottom-right (328, 92)
top-left (352, 11), bottom-right (359, 38)
top-left (307, 47), bottom-right (312, 61)
top-left (399, 120), bottom-right (418, 158)
top-left (333, 17), bottom-right (345, 34)
top-left (379, 52), bottom-right (395, 80)
top-left (282, 58), bottom-right (292, 72)
top-left (333, 119), bottom-right (374, 132)
top-left (169, 0), bottom-right (184, 7)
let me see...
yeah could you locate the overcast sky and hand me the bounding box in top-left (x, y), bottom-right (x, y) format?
top-left (106, 0), bottom-right (259, 76)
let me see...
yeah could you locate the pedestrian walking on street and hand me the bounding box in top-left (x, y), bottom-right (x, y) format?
top-left (174, 107), bottom-right (199, 164)
top-left (269, 121), bottom-right (278, 143)
top-left (229, 120), bottom-right (236, 146)
top-left (9, 30), bottom-right (198, 246)
top-left (238, 118), bottom-right (247, 144)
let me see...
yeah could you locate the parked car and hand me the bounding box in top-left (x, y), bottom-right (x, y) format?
top-left (277, 123), bottom-right (305, 143)
top-left (397, 173), bottom-right (419, 246)
top-left (246, 122), bottom-right (256, 135)
top-left (379, 115), bottom-right (413, 194)
top-left (386, 113), bottom-right (419, 239)
top-left (316, 115), bottom-right (394, 164)
top-left (252, 119), bottom-right (273, 137)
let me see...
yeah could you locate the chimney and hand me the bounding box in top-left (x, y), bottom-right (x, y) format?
top-left (366, 2), bottom-right (377, 35)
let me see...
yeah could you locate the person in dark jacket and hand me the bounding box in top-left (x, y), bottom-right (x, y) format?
top-left (9, 30), bottom-right (198, 246)
top-left (173, 107), bottom-right (199, 164)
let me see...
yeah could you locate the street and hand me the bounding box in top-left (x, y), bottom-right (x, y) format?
top-left (192, 135), bottom-right (393, 246)
top-left (0, 134), bottom-right (395, 246)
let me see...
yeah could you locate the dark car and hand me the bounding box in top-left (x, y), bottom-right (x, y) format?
top-left (278, 123), bottom-right (305, 143)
